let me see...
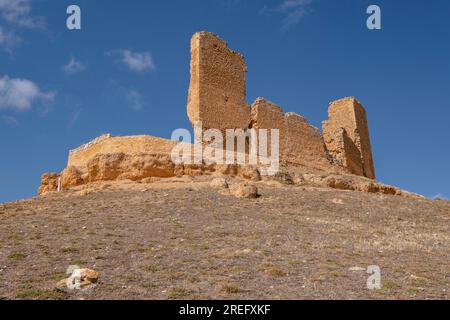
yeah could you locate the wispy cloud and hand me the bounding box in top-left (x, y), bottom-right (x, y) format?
top-left (0, 0), bottom-right (44, 52)
top-left (261, 0), bottom-right (313, 31)
top-left (125, 89), bottom-right (145, 111)
top-left (1, 115), bottom-right (19, 126)
top-left (108, 49), bottom-right (156, 72)
top-left (0, 75), bottom-right (55, 111)
top-left (63, 56), bottom-right (85, 74)
top-left (0, 26), bottom-right (21, 52)
top-left (68, 107), bottom-right (82, 128)
top-left (0, 0), bottom-right (44, 29)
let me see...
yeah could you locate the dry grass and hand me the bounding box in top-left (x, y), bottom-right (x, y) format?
top-left (0, 178), bottom-right (448, 300)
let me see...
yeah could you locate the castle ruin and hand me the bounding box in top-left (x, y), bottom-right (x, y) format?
top-left (39, 31), bottom-right (377, 195)
top-left (186, 32), bottom-right (375, 177)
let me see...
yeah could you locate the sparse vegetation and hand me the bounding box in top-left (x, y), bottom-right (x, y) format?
top-left (382, 279), bottom-right (402, 290)
top-left (220, 283), bottom-right (240, 294)
top-left (0, 179), bottom-right (448, 299)
top-left (168, 287), bottom-right (191, 300)
top-left (265, 267), bottom-right (288, 277)
top-left (142, 264), bottom-right (160, 272)
top-left (60, 247), bottom-right (79, 254)
top-left (7, 252), bottom-right (26, 261)
top-left (15, 284), bottom-right (66, 300)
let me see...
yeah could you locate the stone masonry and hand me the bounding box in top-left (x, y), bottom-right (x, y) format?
top-left (323, 97), bottom-right (376, 179)
top-left (38, 31), bottom-right (378, 195)
top-left (187, 32), bottom-right (251, 131)
top-left (250, 98), bottom-right (335, 172)
top-left (187, 31), bottom-right (375, 177)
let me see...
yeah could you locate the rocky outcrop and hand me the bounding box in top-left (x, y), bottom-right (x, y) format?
top-left (61, 166), bottom-right (83, 188)
top-left (57, 268), bottom-right (99, 289)
top-left (297, 172), bottom-right (421, 198)
top-left (230, 183), bottom-right (259, 199)
top-left (39, 150), bottom-right (262, 194)
top-left (38, 173), bottom-right (59, 195)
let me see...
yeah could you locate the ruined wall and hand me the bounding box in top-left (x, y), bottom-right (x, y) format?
top-left (187, 31), bottom-right (250, 131)
top-left (39, 31), bottom-right (380, 196)
top-left (251, 98), bottom-right (336, 172)
top-left (68, 135), bottom-right (178, 168)
top-left (323, 97), bottom-right (375, 179)
top-left (46, 133), bottom-right (261, 194)
top-left (323, 127), bottom-right (364, 176)
top-left (185, 32), bottom-right (374, 175)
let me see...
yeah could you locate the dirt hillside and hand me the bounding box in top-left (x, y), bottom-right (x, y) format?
top-left (0, 176), bottom-right (448, 300)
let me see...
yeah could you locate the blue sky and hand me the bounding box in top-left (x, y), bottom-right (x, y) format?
top-left (1, 0), bottom-right (449, 202)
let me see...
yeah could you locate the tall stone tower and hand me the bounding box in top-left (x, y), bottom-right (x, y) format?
top-left (323, 97), bottom-right (376, 179)
top-left (187, 31), bottom-right (250, 131)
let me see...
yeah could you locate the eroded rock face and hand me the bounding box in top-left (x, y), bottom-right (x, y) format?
top-left (187, 31), bottom-right (251, 131)
top-left (86, 153), bottom-right (176, 182)
top-left (323, 97), bottom-right (376, 179)
top-left (61, 166), bottom-right (83, 188)
top-left (55, 151), bottom-right (263, 190)
top-left (38, 173), bottom-right (59, 195)
top-left (300, 173), bottom-right (406, 196)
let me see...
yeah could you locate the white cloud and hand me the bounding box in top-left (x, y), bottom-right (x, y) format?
top-left (261, 0), bottom-right (313, 30)
top-left (0, 0), bottom-right (43, 28)
top-left (109, 50), bottom-right (156, 72)
top-left (0, 26), bottom-right (21, 52)
top-left (125, 90), bottom-right (145, 111)
top-left (0, 0), bottom-right (44, 53)
top-left (0, 75), bottom-right (55, 111)
top-left (63, 56), bottom-right (85, 74)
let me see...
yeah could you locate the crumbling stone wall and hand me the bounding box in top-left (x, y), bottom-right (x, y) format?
top-left (187, 32), bottom-right (250, 131)
top-left (323, 127), bottom-right (364, 176)
top-left (185, 31), bottom-right (376, 176)
top-left (251, 98), bottom-right (336, 172)
top-left (68, 135), bottom-right (178, 168)
top-left (39, 31), bottom-right (379, 196)
top-left (323, 97), bottom-right (375, 179)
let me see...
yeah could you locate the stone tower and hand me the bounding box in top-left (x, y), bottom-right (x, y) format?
top-left (187, 31), bottom-right (250, 131)
top-left (323, 97), bottom-right (376, 179)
